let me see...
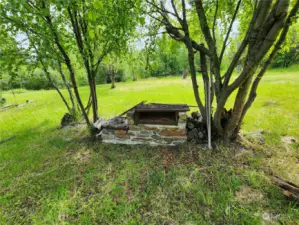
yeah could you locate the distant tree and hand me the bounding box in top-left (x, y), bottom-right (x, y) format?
top-left (147, 0), bottom-right (299, 140)
top-left (144, 34), bottom-right (189, 77)
top-left (182, 68), bottom-right (188, 79)
top-left (272, 21), bottom-right (299, 68)
top-left (0, 29), bottom-right (28, 90)
top-left (103, 55), bottom-right (121, 89)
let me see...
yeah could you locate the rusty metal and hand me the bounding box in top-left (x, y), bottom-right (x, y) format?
top-left (133, 103), bottom-right (190, 125)
top-left (135, 103), bottom-right (189, 112)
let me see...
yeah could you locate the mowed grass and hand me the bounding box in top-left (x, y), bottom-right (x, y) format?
top-left (0, 69), bottom-right (299, 224)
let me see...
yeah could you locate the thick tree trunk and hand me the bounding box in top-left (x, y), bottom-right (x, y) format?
top-left (225, 76), bottom-right (253, 140)
top-left (147, 0), bottom-right (298, 142)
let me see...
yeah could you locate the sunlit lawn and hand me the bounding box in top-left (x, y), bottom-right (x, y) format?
top-left (0, 69), bottom-right (299, 224)
top-left (2, 70), bottom-right (299, 143)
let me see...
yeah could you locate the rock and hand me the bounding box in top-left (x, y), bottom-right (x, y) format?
top-left (198, 131), bottom-right (205, 140)
top-left (187, 128), bottom-right (198, 141)
top-left (61, 113), bottom-right (75, 127)
top-left (187, 122), bottom-right (195, 130)
top-left (127, 118), bottom-right (135, 125)
top-left (151, 134), bottom-right (162, 140)
top-left (101, 128), bottom-right (114, 135)
top-left (179, 112), bottom-right (187, 121)
top-left (171, 140), bottom-right (186, 145)
top-left (130, 125), bottom-right (144, 131)
top-left (243, 130), bottom-right (265, 145)
top-left (137, 130), bottom-right (152, 137)
top-left (143, 126), bottom-right (160, 132)
top-left (177, 123), bottom-right (186, 129)
top-left (115, 130), bottom-right (128, 138)
top-left (159, 128), bottom-right (185, 137)
top-left (0, 97), bottom-right (6, 105)
top-left (191, 111), bottom-right (201, 120)
top-left (131, 137), bottom-right (151, 142)
top-left (281, 135), bottom-right (296, 145)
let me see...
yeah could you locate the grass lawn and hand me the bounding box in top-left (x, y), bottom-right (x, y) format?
top-left (0, 69), bottom-right (299, 224)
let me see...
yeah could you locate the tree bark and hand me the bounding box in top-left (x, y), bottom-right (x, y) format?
top-left (43, 8), bottom-right (90, 125)
top-left (32, 42), bottom-right (72, 113)
top-left (57, 61), bottom-right (76, 111)
top-left (68, 7), bottom-right (98, 123)
top-left (41, 62), bottom-right (71, 113)
top-left (147, 0), bottom-right (298, 140)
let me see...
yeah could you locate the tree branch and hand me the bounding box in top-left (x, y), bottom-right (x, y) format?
top-left (212, 0), bottom-right (219, 43)
top-left (219, 0), bottom-right (242, 64)
top-left (222, 0), bottom-right (262, 88)
top-left (194, 0), bottom-right (222, 99)
top-left (239, 0), bottom-right (299, 128)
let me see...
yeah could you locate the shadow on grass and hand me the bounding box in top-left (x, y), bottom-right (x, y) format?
top-left (1, 126), bottom-right (299, 224)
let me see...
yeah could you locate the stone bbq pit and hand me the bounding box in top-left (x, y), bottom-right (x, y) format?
top-left (96, 103), bottom-right (190, 146)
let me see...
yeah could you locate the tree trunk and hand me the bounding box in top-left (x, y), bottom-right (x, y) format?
top-left (147, 0), bottom-right (298, 142)
top-left (45, 13), bottom-right (90, 126)
top-left (110, 65), bottom-right (116, 89)
top-left (68, 7), bottom-right (98, 123)
top-left (32, 43), bottom-right (72, 114)
top-left (42, 64), bottom-right (71, 113)
top-left (132, 72), bottom-right (137, 81)
top-left (111, 74), bottom-right (116, 89)
top-left (66, 60), bottom-right (90, 125)
top-left (57, 61), bottom-right (76, 111)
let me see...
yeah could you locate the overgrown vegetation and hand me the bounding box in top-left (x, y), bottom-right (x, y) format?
top-left (0, 0), bottom-right (299, 223)
top-left (1, 71), bottom-right (299, 223)
top-left (1, 0), bottom-right (299, 139)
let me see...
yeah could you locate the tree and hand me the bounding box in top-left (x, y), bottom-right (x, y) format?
top-left (146, 0), bottom-right (299, 140)
top-left (65, 0), bottom-right (141, 121)
top-left (272, 20), bottom-right (299, 68)
top-left (0, 0), bottom-right (142, 126)
top-left (0, 28), bottom-right (28, 90)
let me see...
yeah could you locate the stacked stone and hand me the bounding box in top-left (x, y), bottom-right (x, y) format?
top-left (186, 112), bottom-right (207, 144)
top-left (100, 111), bottom-right (188, 146)
top-left (178, 112), bottom-right (187, 129)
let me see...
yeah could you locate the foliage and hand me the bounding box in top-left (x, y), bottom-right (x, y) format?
top-left (147, 35), bottom-right (189, 77)
top-left (146, 0), bottom-right (299, 140)
top-left (0, 0), bottom-right (144, 125)
top-left (271, 21), bottom-right (299, 68)
top-left (1, 71), bottom-right (299, 223)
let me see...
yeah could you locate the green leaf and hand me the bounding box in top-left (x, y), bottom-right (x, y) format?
top-left (139, 17), bottom-right (145, 26)
top-left (94, 1), bottom-right (103, 10)
top-left (88, 11), bottom-right (96, 22)
top-left (89, 29), bottom-right (95, 39)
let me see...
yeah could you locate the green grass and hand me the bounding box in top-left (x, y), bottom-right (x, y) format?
top-left (0, 69), bottom-right (299, 224)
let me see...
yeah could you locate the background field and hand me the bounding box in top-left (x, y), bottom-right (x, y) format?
top-left (0, 70), bottom-right (299, 224)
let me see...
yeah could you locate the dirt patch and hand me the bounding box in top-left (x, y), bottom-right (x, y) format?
top-left (73, 149), bottom-right (92, 164)
top-left (243, 130), bottom-right (265, 145)
top-left (262, 101), bottom-right (279, 107)
top-left (235, 187), bottom-right (264, 204)
top-left (281, 136), bottom-right (296, 145)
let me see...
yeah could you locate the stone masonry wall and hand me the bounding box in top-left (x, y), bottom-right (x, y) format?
top-left (100, 112), bottom-right (187, 146)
